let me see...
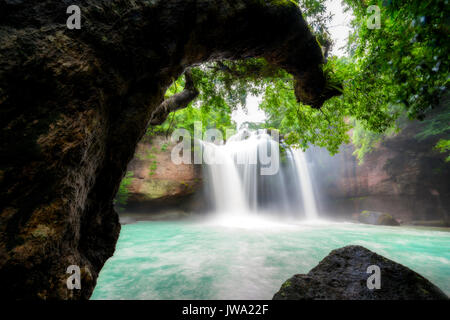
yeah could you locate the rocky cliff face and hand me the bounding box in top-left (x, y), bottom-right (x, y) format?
top-left (0, 0), bottom-right (334, 299)
top-left (312, 116), bottom-right (450, 224)
top-left (122, 135), bottom-right (203, 213)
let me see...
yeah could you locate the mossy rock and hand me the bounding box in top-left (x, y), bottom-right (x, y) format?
top-left (139, 180), bottom-right (181, 200)
top-left (359, 210), bottom-right (400, 226)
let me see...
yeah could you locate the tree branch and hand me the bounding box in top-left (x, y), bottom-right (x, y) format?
top-left (149, 69), bottom-right (199, 125)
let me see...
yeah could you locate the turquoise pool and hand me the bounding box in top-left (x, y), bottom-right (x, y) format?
top-left (92, 218), bottom-right (450, 299)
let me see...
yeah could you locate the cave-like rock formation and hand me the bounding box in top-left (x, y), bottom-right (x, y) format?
top-left (0, 0), bottom-right (337, 299)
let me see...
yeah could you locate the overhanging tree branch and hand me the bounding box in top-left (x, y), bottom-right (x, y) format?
top-left (149, 69), bottom-right (199, 126)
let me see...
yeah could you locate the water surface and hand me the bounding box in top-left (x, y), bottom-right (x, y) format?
top-left (92, 218), bottom-right (450, 299)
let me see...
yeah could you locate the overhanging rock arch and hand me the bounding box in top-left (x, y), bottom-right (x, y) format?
top-left (0, 0), bottom-right (339, 299)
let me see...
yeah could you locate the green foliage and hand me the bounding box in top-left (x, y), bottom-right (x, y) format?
top-left (414, 99), bottom-right (450, 160)
top-left (137, 148), bottom-right (157, 160)
top-left (299, 0), bottom-right (332, 41)
top-left (351, 118), bottom-right (402, 163)
top-left (147, 0), bottom-right (335, 142)
top-left (149, 160), bottom-right (158, 176)
top-left (259, 69), bottom-right (351, 154)
top-left (284, 1), bottom-right (334, 53)
top-left (115, 171), bottom-right (134, 211)
top-left (435, 139), bottom-right (450, 162)
top-left (415, 101), bottom-right (450, 141)
top-left (160, 143), bottom-right (169, 152)
top-left (351, 122), bottom-right (383, 163)
top-left (324, 0), bottom-right (449, 160)
top-left (343, 0), bottom-right (449, 121)
top-left (146, 0), bottom-right (449, 163)
top-left (148, 67), bottom-right (237, 138)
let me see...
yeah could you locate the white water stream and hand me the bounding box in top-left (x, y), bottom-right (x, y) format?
top-left (201, 129), bottom-right (319, 219)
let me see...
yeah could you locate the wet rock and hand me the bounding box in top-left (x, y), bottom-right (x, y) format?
top-left (0, 1), bottom-right (336, 299)
top-left (273, 245), bottom-right (448, 300)
top-left (359, 210), bottom-right (400, 226)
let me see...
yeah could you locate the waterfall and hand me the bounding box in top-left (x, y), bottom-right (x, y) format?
top-left (201, 129), bottom-right (320, 219)
top-left (291, 149), bottom-right (319, 219)
top-left (201, 141), bottom-right (248, 214)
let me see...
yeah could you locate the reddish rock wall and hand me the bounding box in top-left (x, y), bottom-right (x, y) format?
top-left (314, 120), bottom-right (450, 224)
top-left (123, 135), bottom-right (203, 213)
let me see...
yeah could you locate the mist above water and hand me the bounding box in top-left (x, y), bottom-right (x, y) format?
top-left (92, 220), bottom-right (450, 299)
top-left (292, 149), bottom-right (319, 219)
top-left (200, 129), bottom-right (319, 221)
top-left (94, 131), bottom-right (450, 300)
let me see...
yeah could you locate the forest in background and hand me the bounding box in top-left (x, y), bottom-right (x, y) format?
top-left (148, 0), bottom-right (448, 159)
top-left (117, 0), bottom-right (449, 207)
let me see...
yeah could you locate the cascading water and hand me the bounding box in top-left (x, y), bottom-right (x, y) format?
top-left (201, 129), bottom-right (320, 219)
top-left (292, 149), bottom-right (319, 219)
top-left (200, 141), bottom-right (248, 215)
top-left (94, 130), bottom-right (450, 301)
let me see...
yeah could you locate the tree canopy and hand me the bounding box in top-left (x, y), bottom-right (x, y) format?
top-left (147, 0), bottom-right (449, 160)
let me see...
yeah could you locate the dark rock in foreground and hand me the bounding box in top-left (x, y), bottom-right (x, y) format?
top-left (273, 245), bottom-right (448, 300)
top-left (0, 0), bottom-right (336, 299)
top-left (359, 211), bottom-right (400, 226)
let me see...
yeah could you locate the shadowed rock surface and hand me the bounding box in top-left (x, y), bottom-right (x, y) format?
top-left (273, 245), bottom-right (448, 300)
top-left (0, 0), bottom-right (336, 299)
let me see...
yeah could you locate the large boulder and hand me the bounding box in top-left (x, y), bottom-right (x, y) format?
top-left (273, 245), bottom-right (448, 300)
top-left (359, 210), bottom-right (400, 226)
top-left (0, 0), bottom-right (337, 299)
